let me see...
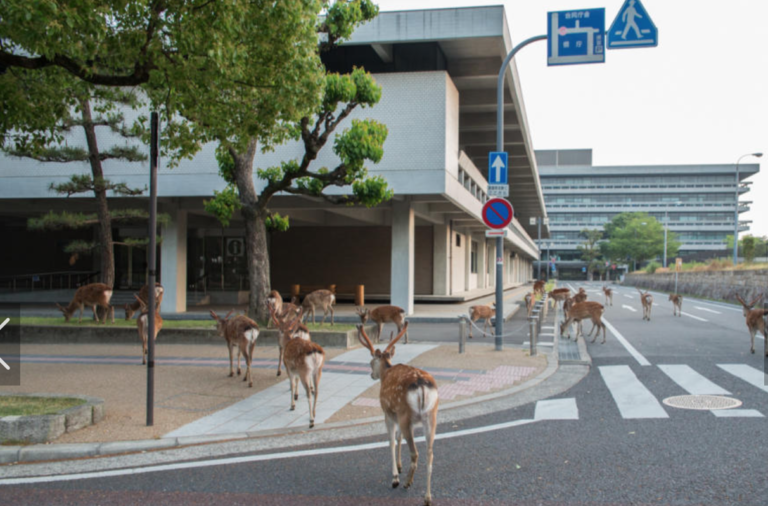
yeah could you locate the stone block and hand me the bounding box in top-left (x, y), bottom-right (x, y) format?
top-left (64, 404), bottom-right (93, 433)
top-left (19, 443), bottom-right (99, 462)
top-left (0, 414), bottom-right (65, 444)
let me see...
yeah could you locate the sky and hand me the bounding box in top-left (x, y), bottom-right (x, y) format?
top-left (373, 0), bottom-right (768, 237)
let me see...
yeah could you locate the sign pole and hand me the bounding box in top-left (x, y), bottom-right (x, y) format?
top-left (537, 218), bottom-right (542, 280)
top-left (146, 112), bottom-right (158, 427)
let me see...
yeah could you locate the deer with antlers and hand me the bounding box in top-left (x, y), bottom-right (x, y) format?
top-left (467, 304), bottom-right (495, 339)
top-left (602, 286), bottom-right (613, 307)
top-left (734, 294), bottom-right (768, 355)
top-left (124, 283), bottom-right (164, 320)
top-left (356, 305), bottom-right (408, 344)
top-left (134, 294), bottom-right (163, 365)
top-left (669, 293), bottom-right (683, 317)
top-left (280, 308), bottom-right (325, 428)
top-left (302, 289), bottom-right (336, 326)
top-left (357, 322), bottom-right (438, 506)
top-left (209, 310), bottom-right (260, 387)
top-left (637, 288), bottom-right (653, 321)
top-left (268, 300), bottom-right (311, 377)
top-left (56, 282), bottom-right (114, 324)
top-left (560, 301), bottom-right (606, 344)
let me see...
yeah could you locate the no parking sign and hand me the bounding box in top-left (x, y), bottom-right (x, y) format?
top-left (482, 198), bottom-right (514, 230)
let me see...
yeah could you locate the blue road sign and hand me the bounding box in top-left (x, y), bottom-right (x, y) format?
top-left (608, 0), bottom-right (657, 49)
top-left (488, 152), bottom-right (508, 184)
top-left (482, 198), bottom-right (514, 230)
top-left (547, 8), bottom-right (605, 66)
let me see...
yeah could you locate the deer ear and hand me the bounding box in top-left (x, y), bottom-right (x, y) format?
top-left (55, 303), bottom-right (65, 313)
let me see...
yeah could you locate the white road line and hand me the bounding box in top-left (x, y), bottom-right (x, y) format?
top-left (658, 364), bottom-right (731, 395)
top-left (599, 365), bottom-right (668, 419)
top-left (694, 306), bottom-right (721, 314)
top-left (534, 398), bottom-right (578, 420)
top-left (0, 318), bottom-right (9, 370)
top-left (717, 364), bottom-right (768, 394)
top-left (711, 409), bottom-right (764, 418)
top-left (623, 294), bottom-right (634, 299)
top-left (680, 311), bottom-right (707, 322)
top-left (622, 305), bottom-right (637, 312)
top-left (602, 317), bottom-right (651, 366)
top-left (0, 418), bottom-right (539, 486)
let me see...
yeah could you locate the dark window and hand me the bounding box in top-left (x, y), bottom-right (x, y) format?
top-left (471, 241), bottom-right (478, 274)
top-left (456, 234), bottom-right (461, 247)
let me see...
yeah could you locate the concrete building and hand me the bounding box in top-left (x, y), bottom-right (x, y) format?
top-left (0, 6), bottom-right (549, 313)
top-left (537, 149), bottom-right (760, 280)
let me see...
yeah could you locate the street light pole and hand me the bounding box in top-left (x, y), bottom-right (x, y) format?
top-left (537, 218), bottom-right (542, 280)
top-left (663, 210), bottom-right (668, 269)
top-left (733, 153), bottom-right (763, 266)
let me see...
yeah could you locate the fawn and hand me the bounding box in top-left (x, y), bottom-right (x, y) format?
top-left (280, 309), bottom-right (325, 428)
top-left (602, 286), bottom-right (613, 307)
top-left (467, 304), bottom-right (495, 339)
top-left (637, 289), bottom-right (653, 321)
top-left (209, 310), bottom-right (260, 387)
top-left (302, 289), bottom-right (335, 326)
top-left (734, 294), bottom-right (767, 356)
top-left (560, 301), bottom-right (606, 343)
top-left (56, 283), bottom-right (114, 324)
top-left (356, 305), bottom-right (408, 344)
top-left (268, 300), bottom-right (311, 377)
top-left (669, 293), bottom-right (683, 317)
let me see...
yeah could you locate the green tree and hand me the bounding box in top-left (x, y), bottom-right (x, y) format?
top-left (205, 2), bottom-right (392, 322)
top-left (577, 228), bottom-right (604, 281)
top-left (741, 235), bottom-right (757, 263)
top-left (602, 213), bottom-right (680, 271)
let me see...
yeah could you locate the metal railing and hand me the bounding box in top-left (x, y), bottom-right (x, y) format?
top-left (0, 271), bottom-right (100, 292)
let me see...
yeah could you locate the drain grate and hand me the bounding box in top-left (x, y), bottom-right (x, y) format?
top-left (662, 395), bottom-right (742, 411)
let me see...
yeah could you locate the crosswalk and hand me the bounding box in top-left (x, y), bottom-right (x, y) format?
top-left (536, 362), bottom-right (767, 421)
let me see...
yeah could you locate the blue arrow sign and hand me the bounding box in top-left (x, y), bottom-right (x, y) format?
top-left (488, 152), bottom-right (508, 184)
top-left (608, 0), bottom-right (658, 49)
top-left (547, 8), bottom-right (605, 66)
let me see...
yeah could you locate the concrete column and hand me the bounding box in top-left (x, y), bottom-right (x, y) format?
top-left (391, 200), bottom-right (414, 314)
top-left (432, 223), bottom-right (450, 296)
top-left (464, 233), bottom-right (472, 291)
top-left (472, 233), bottom-right (487, 289)
top-left (160, 208), bottom-right (187, 313)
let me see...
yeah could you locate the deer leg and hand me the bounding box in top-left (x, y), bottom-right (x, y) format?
top-left (227, 344), bottom-right (235, 377)
top-left (377, 323), bottom-right (384, 343)
top-left (302, 372), bottom-right (314, 428)
top-left (246, 342), bottom-right (255, 387)
top-left (289, 372), bottom-right (298, 410)
top-left (311, 367), bottom-right (322, 425)
top-left (78, 304), bottom-right (86, 324)
top-left (750, 329), bottom-right (756, 354)
top-left (396, 427), bottom-right (403, 474)
top-left (423, 409), bottom-right (437, 506)
top-left (236, 346), bottom-right (242, 376)
top-left (109, 305), bottom-right (115, 324)
top-left (277, 346), bottom-right (283, 377)
top-left (468, 317), bottom-right (474, 339)
top-left (385, 416), bottom-right (400, 488)
top-left (330, 305), bottom-right (334, 326)
top-left (401, 419), bottom-right (418, 489)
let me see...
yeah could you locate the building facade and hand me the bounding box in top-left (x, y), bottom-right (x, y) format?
top-left (0, 7), bottom-right (549, 313)
top-left (537, 149), bottom-right (759, 280)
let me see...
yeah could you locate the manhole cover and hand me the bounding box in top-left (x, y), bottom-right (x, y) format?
top-left (662, 395), bottom-right (742, 411)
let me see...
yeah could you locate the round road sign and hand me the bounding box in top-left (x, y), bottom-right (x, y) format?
top-left (482, 198), bottom-right (514, 229)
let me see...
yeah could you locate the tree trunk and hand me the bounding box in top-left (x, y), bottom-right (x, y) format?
top-left (232, 140), bottom-right (271, 323)
top-left (80, 99), bottom-right (115, 288)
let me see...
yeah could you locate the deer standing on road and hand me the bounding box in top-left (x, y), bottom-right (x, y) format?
top-left (266, 290), bottom-right (283, 328)
top-left (268, 300), bottom-right (311, 377)
top-left (467, 304), bottom-right (495, 339)
top-left (524, 292), bottom-right (535, 316)
top-left (357, 322), bottom-right (438, 506)
top-left (302, 289), bottom-right (335, 326)
top-left (125, 283), bottom-right (164, 320)
top-left (356, 305), bottom-right (408, 344)
top-left (669, 294), bottom-right (683, 317)
top-left (637, 289), bottom-right (653, 321)
top-left (560, 301), bottom-right (606, 343)
top-left (734, 294), bottom-right (768, 356)
top-left (134, 294), bottom-right (163, 365)
top-left (209, 310), bottom-right (260, 387)
top-left (602, 286), bottom-right (613, 307)
top-left (533, 280), bottom-right (546, 295)
top-left (548, 288), bottom-right (570, 309)
top-left (56, 283), bottom-right (115, 324)
top-left (281, 309), bottom-right (325, 428)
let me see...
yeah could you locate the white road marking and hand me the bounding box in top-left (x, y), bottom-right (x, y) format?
top-left (717, 364), bottom-right (768, 394)
top-left (0, 318), bottom-right (10, 370)
top-left (658, 364), bottom-right (730, 395)
top-left (680, 312), bottom-right (707, 322)
top-left (695, 306), bottom-right (721, 314)
top-left (622, 305), bottom-right (637, 312)
top-left (534, 398), bottom-right (578, 420)
top-left (711, 409), bottom-right (764, 418)
top-left (599, 365), bottom-right (668, 419)
top-left (601, 317), bottom-right (651, 366)
top-left (623, 294), bottom-right (634, 299)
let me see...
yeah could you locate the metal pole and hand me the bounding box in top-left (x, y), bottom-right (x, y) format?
top-left (733, 160), bottom-right (740, 266)
top-left (458, 316), bottom-right (467, 354)
top-left (495, 236), bottom-right (503, 351)
top-left (528, 316), bottom-right (537, 357)
top-left (146, 112), bottom-right (158, 427)
top-left (546, 242), bottom-right (551, 282)
top-left (663, 210), bottom-right (668, 268)
top-left (537, 218), bottom-right (542, 280)
top-left (674, 270), bottom-right (678, 294)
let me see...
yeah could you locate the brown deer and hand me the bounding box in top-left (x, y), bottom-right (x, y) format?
top-left (356, 305), bottom-right (408, 344)
top-left (573, 289), bottom-right (588, 304)
top-left (56, 283), bottom-right (114, 324)
top-left (637, 288), bottom-right (653, 321)
top-left (560, 301), bottom-right (606, 344)
top-left (357, 322), bottom-right (438, 506)
top-left (134, 294), bottom-right (163, 365)
top-left (548, 288), bottom-right (570, 309)
top-left (524, 292), bottom-right (535, 316)
top-left (602, 286), bottom-right (613, 306)
top-left (268, 300), bottom-right (311, 377)
top-left (734, 294), bottom-right (768, 355)
top-left (266, 290), bottom-right (282, 328)
top-left (669, 293), bottom-right (683, 317)
top-left (533, 280), bottom-right (546, 295)
top-left (281, 309), bottom-right (325, 428)
top-left (302, 289), bottom-right (336, 326)
top-left (209, 310), bottom-right (260, 387)
top-left (467, 304), bottom-right (495, 339)
top-left (124, 283), bottom-right (164, 320)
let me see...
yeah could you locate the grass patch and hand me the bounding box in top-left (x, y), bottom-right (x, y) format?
top-left (9, 317), bottom-right (356, 332)
top-left (0, 396), bottom-right (86, 417)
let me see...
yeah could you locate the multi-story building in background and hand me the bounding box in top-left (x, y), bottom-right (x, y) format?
top-left (536, 149), bottom-right (760, 280)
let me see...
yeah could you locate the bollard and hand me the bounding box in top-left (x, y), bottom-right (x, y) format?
top-left (528, 315), bottom-right (538, 356)
top-left (458, 316), bottom-right (467, 354)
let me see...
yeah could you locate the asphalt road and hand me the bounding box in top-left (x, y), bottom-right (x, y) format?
top-left (3, 283), bottom-right (767, 505)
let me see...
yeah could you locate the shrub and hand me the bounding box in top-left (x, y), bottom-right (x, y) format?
top-left (645, 262), bottom-right (661, 274)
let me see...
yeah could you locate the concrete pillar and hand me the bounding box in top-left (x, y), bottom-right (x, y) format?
top-left (464, 233), bottom-right (471, 291)
top-left (391, 200), bottom-right (414, 314)
top-left (160, 208), bottom-right (187, 313)
top-left (432, 223), bottom-right (450, 296)
top-left (472, 233), bottom-right (487, 289)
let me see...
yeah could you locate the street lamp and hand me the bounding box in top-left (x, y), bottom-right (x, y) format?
top-left (733, 152), bottom-right (763, 266)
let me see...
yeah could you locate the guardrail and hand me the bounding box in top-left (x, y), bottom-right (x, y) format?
top-left (0, 271), bottom-right (100, 293)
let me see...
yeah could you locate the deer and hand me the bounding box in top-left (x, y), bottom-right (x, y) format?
top-left (302, 289), bottom-right (336, 326)
top-left (524, 292), bottom-right (535, 316)
top-left (266, 290), bottom-right (283, 328)
top-left (356, 322), bottom-right (438, 506)
top-left (573, 290), bottom-right (588, 304)
top-left (281, 309), bottom-right (325, 428)
top-left (467, 304), bottom-right (495, 339)
top-left (356, 305), bottom-right (408, 344)
top-left (134, 294), bottom-right (163, 366)
top-left (533, 280), bottom-right (546, 295)
top-left (56, 282), bottom-right (114, 324)
top-left (124, 283), bottom-right (164, 320)
top-left (734, 293), bottom-right (768, 356)
top-left (548, 288), bottom-right (570, 309)
top-left (637, 288), bottom-right (653, 321)
top-left (602, 286), bottom-right (613, 307)
top-left (209, 310), bottom-right (260, 387)
top-left (669, 293), bottom-right (683, 317)
top-left (560, 301), bottom-right (606, 344)
top-left (268, 300), bottom-right (311, 377)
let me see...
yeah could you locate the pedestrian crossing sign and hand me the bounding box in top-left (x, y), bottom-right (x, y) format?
top-left (608, 0), bottom-right (658, 49)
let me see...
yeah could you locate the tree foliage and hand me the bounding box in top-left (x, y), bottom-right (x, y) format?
top-left (601, 213), bottom-right (681, 270)
top-left (577, 228), bottom-right (604, 280)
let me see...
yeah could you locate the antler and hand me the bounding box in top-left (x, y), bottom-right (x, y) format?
top-left (224, 309), bottom-right (234, 320)
top-left (384, 321), bottom-right (409, 354)
top-left (134, 293), bottom-right (148, 311)
top-left (749, 293), bottom-right (764, 307)
top-left (734, 293), bottom-right (748, 307)
top-left (357, 324), bottom-right (375, 353)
